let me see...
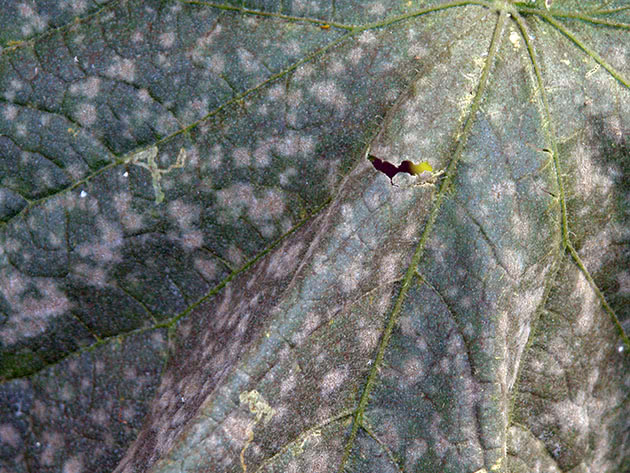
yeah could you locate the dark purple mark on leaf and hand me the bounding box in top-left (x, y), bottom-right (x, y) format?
top-left (368, 155), bottom-right (433, 185)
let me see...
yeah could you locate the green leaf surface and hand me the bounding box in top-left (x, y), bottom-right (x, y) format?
top-left (0, 1), bottom-right (628, 472)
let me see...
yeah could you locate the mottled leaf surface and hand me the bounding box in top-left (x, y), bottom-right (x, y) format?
top-left (0, 0), bottom-right (628, 472)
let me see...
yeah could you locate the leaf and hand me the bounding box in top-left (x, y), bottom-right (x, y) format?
top-left (0, 1), bottom-right (628, 472)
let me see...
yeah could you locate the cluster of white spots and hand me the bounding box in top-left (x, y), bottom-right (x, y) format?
top-left (309, 81), bottom-right (348, 113)
top-left (280, 372), bottom-right (297, 397)
top-left (106, 56), bottom-right (136, 82)
top-left (320, 366), bottom-right (348, 397)
top-left (348, 47), bottom-right (363, 66)
top-left (276, 131), bottom-right (315, 157)
top-left (69, 77), bottom-right (101, 98)
top-left (17, 2), bottom-right (48, 35)
top-left (0, 279), bottom-right (71, 345)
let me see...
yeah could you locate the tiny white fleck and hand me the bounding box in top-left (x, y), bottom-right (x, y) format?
top-left (74, 56), bottom-right (79, 63)
top-left (123, 171), bottom-right (129, 177)
top-left (36, 442), bottom-right (41, 448)
top-left (619, 345), bottom-right (625, 353)
top-left (80, 190), bottom-right (87, 198)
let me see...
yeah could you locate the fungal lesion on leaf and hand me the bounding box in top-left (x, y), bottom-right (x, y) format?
top-left (124, 146), bottom-right (187, 203)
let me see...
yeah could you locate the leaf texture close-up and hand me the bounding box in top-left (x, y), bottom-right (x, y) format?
top-left (0, 0), bottom-right (628, 472)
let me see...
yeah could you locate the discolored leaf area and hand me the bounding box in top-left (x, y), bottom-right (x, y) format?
top-left (0, 0), bottom-right (628, 472)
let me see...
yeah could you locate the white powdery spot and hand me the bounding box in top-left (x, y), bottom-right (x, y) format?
top-left (107, 57), bottom-right (136, 82)
top-left (279, 167), bottom-right (296, 186)
top-left (266, 242), bottom-right (303, 279)
top-left (159, 31), bottom-right (175, 48)
top-left (62, 455), bottom-right (84, 473)
top-left (0, 279), bottom-right (72, 344)
top-left (280, 373), bottom-right (297, 397)
top-left (179, 230), bottom-right (204, 250)
top-left (310, 81), bottom-right (348, 113)
top-left (209, 145), bottom-right (223, 171)
top-left (40, 430), bottom-right (64, 466)
top-left (367, 2), bottom-right (386, 15)
top-left (329, 59), bottom-right (346, 75)
top-left (232, 147), bottom-right (251, 167)
top-left (408, 42), bottom-right (428, 58)
top-left (503, 249), bottom-right (525, 278)
top-left (2, 104), bottom-right (18, 121)
top-left (167, 200), bottom-right (200, 230)
top-left (617, 271), bottom-right (630, 294)
top-left (574, 272), bottom-right (595, 335)
top-left (358, 31), bottom-right (377, 44)
top-left (267, 84), bottom-right (284, 101)
top-left (575, 145), bottom-right (614, 195)
top-left (216, 182), bottom-right (254, 221)
top-left (237, 48), bottom-right (259, 73)
top-left (227, 245), bottom-right (246, 266)
top-left (76, 103), bottom-right (97, 126)
top-left (348, 47), bottom-right (363, 65)
top-left (379, 252), bottom-right (401, 281)
top-left (73, 263), bottom-right (107, 288)
top-left (137, 88), bottom-right (151, 102)
top-left (340, 257), bottom-right (364, 293)
top-left (208, 53), bottom-right (225, 74)
top-left (405, 439), bottom-right (428, 471)
top-left (320, 366), bottom-right (348, 397)
top-left (359, 328), bottom-right (380, 353)
top-left (249, 188), bottom-right (286, 221)
top-left (194, 257), bottom-right (218, 281)
top-left (293, 312), bottom-right (320, 345)
top-left (0, 424), bottom-right (20, 448)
